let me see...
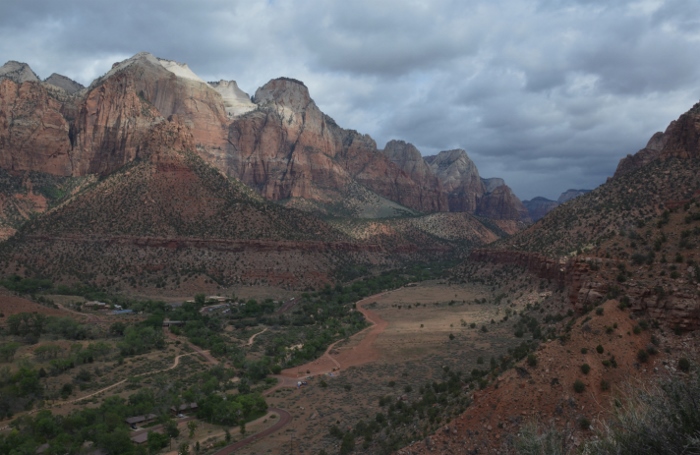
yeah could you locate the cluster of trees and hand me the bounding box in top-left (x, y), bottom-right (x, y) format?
top-left (0, 365), bottom-right (43, 419)
top-left (6, 313), bottom-right (94, 343)
top-left (197, 393), bottom-right (267, 426)
top-left (0, 397), bottom-right (153, 455)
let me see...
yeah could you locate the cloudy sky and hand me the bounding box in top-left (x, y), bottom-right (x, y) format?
top-left (2, 0), bottom-right (699, 200)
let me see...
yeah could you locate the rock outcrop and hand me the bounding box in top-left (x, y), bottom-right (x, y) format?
top-left (0, 61), bottom-right (40, 84)
top-left (477, 184), bottom-right (530, 221)
top-left (0, 79), bottom-right (74, 175)
top-left (425, 149), bottom-right (485, 212)
top-left (614, 101), bottom-right (700, 178)
top-left (44, 73), bottom-right (84, 95)
top-left (209, 80), bottom-right (256, 118)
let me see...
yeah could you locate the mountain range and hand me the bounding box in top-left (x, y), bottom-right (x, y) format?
top-left (0, 52), bottom-right (537, 290)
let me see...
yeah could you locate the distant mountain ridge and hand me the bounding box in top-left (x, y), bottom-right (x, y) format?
top-left (0, 54), bottom-right (529, 222)
top-left (522, 189), bottom-right (591, 221)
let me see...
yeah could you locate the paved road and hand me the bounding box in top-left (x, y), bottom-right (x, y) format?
top-left (212, 408), bottom-right (291, 455)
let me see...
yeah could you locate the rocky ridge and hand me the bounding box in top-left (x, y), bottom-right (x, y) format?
top-left (0, 53), bottom-right (527, 221)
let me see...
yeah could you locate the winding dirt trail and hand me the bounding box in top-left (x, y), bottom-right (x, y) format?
top-left (246, 327), bottom-right (268, 346)
top-left (54, 350), bottom-right (211, 406)
top-left (278, 292), bottom-right (389, 380)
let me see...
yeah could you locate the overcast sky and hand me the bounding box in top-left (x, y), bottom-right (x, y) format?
top-left (2, 0), bottom-right (699, 200)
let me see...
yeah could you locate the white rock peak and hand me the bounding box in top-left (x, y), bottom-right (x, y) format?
top-left (209, 80), bottom-right (256, 118)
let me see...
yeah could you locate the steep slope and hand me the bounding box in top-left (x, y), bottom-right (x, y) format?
top-left (0, 61), bottom-right (40, 83)
top-left (425, 149), bottom-right (485, 212)
top-left (477, 183), bottom-right (530, 221)
top-left (471, 99), bottom-right (700, 329)
top-left (406, 100), bottom-right (700, 455)
top-left (558, 188), bottom-right (591, 204)
top-left (226, 78), bottom-right (446, 215)
top-left (0, 78), bottom-right (75, 175)
top-left (209, 80), bottom-right (256, 118)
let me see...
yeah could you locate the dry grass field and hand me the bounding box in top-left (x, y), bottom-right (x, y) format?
top-left (238, 280), bottom-right (548, 455)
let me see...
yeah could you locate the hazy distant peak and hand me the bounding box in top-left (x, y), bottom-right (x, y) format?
top-left (0, 60), bottom-right (40, 83)
top-left (44, 73), bottom-right (84, 94)
top-left (557, 189), bottom-right (591, 204)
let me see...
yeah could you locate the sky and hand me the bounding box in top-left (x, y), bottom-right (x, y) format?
top-left (2, 0), bottom-right (699, 200)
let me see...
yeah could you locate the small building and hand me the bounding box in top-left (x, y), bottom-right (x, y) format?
top-left (170, 402), bottom-right (198, 416)
top-left (162, 320), bottom-right (185, 327)
top-left (124, 413), bottom-right (157, 427)
top-left (131, 428), bottom-right (163, 445)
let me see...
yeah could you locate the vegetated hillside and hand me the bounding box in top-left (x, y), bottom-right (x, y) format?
top-left (500, 156), bottom-right (700, 258)
top-left (0, 170), bottom-right (109, 241)
top-left (403, 101), bottom-right (700, 455)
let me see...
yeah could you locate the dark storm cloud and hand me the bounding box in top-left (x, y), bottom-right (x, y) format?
top-left (1, 0), bottom-right (699, 200)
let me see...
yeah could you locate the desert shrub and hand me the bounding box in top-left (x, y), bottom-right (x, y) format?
top-left (597, 345), bottom-right (604, 354)
top-left (574, 380), bottom-right (586, 393)
top-left (586, 374), bottom-right (700, 454)
top-left (637, 349), bottom-right (649, 363)
top-left (581, 364), bottom-right (591, 375)
top-left (679, 358), bottom-right (690, 373)
top-left (579, 417), bottom-right (591, 430)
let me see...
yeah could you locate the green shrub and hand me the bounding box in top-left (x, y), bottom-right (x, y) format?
top-left (596, 345), bottom-right (604, 354)
top-left (581, 364), bottom-right (591, 375)
top-left (679, 357), bottom-right (691, 372)
top-left (574, 380), bottom-right (585, 393)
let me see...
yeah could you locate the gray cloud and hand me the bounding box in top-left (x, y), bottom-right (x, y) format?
top-left (1, 0), bottom-right (699, 200)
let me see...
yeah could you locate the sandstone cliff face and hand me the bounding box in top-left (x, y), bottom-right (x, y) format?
top-left (227, 78), bottom-right (447, 214)
top-left (72, 70), bottom-right (164, 175)
top-left (476, 184), bottom-right (530, 221)
top-left (94, 53), bottom-right (229, 157)
top-left (557, 188), bottom-right (591, 204)
top-left (425, 149), bottom-right (485, 212)
top-left (0, 79), bottom-right (73, 175)
top-left (381, 140), bottom-right (448, 211)
top-left (0, 54), bottom-right (525, 222)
